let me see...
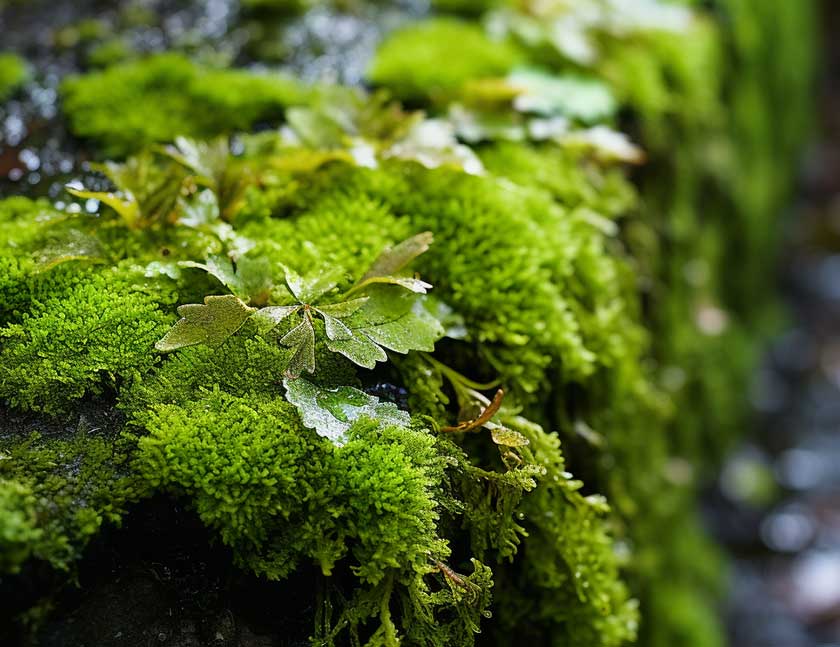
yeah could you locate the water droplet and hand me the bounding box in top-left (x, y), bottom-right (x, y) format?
top-left (760, 505), bottom-right (815, 552)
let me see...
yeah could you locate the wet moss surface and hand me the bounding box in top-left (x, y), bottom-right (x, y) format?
top-left (0, 1), bottom-right (817, 646)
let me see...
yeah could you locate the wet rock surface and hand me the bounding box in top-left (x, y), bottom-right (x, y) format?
top-left (0, 0), bottom-right (423, 200)
top-left (33, 497), bottom-right (316, 647)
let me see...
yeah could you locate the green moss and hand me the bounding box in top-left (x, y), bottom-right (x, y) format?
top-left (0, 423), bottom-right (146, 574)
top-left (240, 0), bottom-right (309, 12)
top-left (719, 0), bottom-right (816, 305)
top-left (61, 53), bottom-right (311, 156)
top-left (236, 183), bottom-right (412, 285)
top-left (135, 391), bottom-right (339, 579)
top-left (0, 52), bottom-right (27, 101)
top-left (215, 149), bottom-right (699, 643)
top-left (0, 268), bottom-right (170, 415)
top-left (367, 18), bottom-right (523, 102)
top-left (86, 37), bottom-right (135, 68)
top-left (121, 319), bottom-right (359, 413)
top-left (462, 415), bottom-right (639, 647)
top-left (0, 197), bottom-right (65, 247)
top-left (0, 1), bottom-right (817, 645)
top-left (250, 160), bottom-right (641, 402)
top-left (477, 142), bottom-right (637, 215)
top-left (53, 18), bottom-right (109, 50)
top-left (0, 254), bottom-right (33, 324)
top-left (431, 0), bottom-right (500, 15)
top-left (219, 157), bottom-right (645, 643)
top-left (0, 479), bottom-right (41, 573)
top-left (133, 390), bottom-right (493, 643)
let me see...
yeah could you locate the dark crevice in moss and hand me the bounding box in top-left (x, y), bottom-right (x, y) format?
top-left (33, 495), bottom-right (319, 647)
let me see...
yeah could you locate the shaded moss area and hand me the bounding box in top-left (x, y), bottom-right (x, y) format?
top-left (0, 0), bottom-right (816, 646)
top-left (26, 495), bottom-right (321, 647)
top-left (0, 404), bottom-right (142, 575)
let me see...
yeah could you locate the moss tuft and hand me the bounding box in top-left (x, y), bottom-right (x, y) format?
top-left (61, 53), bottom-right (310, 156)
top-left (0, 268), bottom-right (170, 415)
top-left (367, 18), bottom-right (523, 102)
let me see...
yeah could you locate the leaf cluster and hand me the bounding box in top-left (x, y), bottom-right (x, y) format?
top-left (156, 232), bottom-right (444, 378)
top-left (67, 136), bottom-right (253, 232)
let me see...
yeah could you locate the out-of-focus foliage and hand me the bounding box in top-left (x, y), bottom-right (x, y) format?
top-left (61, 53), bottom-right (310, 156)
top-left (367, 18), bottom-right (524, 102)
top-left (0, 52), bottom-right (27, 100)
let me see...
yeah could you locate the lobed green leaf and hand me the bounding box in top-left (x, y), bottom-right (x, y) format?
top-left (155, 295), bottom-right (256, 352)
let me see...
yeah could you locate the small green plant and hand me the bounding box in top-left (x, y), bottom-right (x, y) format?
top-left (163, 136), bottom-right (254, 221)
top-left (66, 137), bottom-right (254, 239)
top-left (155, 232), bottom-right (444, 376)
top-left (67, 151), bottom-right (187, 230)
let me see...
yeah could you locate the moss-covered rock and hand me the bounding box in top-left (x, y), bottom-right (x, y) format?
top-left (0, 0), bottom-right (816, 645)
top-left (0, 409), bottom-right (145, 574)
top-left (0, 266), bottom-right (170, 415)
